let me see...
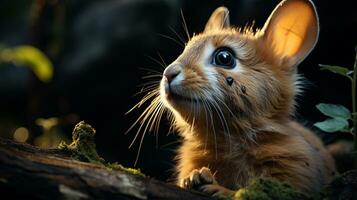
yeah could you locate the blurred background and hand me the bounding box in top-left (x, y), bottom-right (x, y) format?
top-left (0, 0), bottom-right (356, 181)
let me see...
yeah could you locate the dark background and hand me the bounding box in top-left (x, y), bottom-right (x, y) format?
top-left (0, 0), bottom-right (356, 181)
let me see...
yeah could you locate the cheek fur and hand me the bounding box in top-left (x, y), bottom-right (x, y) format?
top-left (216, 67), bottom-right (291, 118)
top-left (181, 65), bottom-right (208, 91)
top-left (215, 69), bottom-right (253, 116)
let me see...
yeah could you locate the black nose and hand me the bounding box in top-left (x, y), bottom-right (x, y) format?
top-left (164, 64), bottom-right (181, 83)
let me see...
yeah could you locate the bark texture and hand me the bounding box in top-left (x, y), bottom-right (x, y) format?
top-left (0, 138), bottom-right (211, 200)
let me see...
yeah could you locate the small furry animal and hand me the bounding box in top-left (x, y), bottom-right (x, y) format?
top-left (140, 0), bottom-right (337, 198)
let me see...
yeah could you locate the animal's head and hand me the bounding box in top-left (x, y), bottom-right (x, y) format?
top-left (160, 0), bottom-right (319, 130)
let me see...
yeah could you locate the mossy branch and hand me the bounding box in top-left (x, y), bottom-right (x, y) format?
top-left (0, 121), bottom-right (211, 200)
top-left (58, 121), bottom-right (144, 177)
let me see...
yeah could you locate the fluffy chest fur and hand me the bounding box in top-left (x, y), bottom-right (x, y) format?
top-left (176, 121), bottom-right (335, 193)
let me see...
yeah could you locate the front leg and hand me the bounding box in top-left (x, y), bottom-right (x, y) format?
top-left (180, 167), bottom-right (235, 198)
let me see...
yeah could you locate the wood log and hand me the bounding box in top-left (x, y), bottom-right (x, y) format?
top-left (0, 138), bottom-right (211, 200)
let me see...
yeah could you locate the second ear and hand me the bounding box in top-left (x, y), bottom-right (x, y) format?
top-left (204, 7), bottom-right (230, 32)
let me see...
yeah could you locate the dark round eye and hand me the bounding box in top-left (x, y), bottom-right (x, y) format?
top-left (212, 48), bottom-right (236, 69)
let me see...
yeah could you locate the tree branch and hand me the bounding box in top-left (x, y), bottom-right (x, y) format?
top-left (0, 136), bottom-right (211, 199)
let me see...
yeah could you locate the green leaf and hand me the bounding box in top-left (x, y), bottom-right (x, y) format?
top-left (319, 64), bottom-right (352, 80)
top-left (316, 103), bottom-right (351, 119)
top-left (13, 46), bottom-right (54, 83)
top-left (314, 118), bottom-right (349, 133)
top-left (0, 45), bottom-right (53, 83)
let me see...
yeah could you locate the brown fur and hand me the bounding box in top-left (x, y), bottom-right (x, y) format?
top-left (153, 0), bottom-right (336, 195)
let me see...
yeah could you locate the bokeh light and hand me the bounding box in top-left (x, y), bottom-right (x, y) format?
top-left (13, 127), bottom-right (29, 142)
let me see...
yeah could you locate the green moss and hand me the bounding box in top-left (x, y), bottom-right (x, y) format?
top-left (234, 178), bottom-right (313, 200)
top-left (58, 121), bottom-right (104, 164)
top-left (58, 121), bottom-right (145, 177)
top-left (107, 162), bottom-right (145, 177)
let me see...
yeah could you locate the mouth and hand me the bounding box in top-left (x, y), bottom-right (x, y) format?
top-left (166, 91), bottom-right (194, 102)
top-left (161, 78), bottom-right (203, 105)
top-left (164, 85), bottom-right (201, 104)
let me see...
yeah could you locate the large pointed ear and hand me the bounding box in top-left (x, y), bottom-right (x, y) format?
top-left (204, 7), bottom-right (230, 32)
top-left (259, 0), bottom-right (319, 68)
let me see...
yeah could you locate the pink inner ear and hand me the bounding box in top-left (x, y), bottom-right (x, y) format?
top-left (272, 3), bottom-right (314, 58)
top-left (274, 18), bottom-right (304, 57)
top-left (262, 0), bottom-right (318, 67)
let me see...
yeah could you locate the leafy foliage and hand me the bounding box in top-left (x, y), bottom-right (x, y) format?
top-left (314, 103), bottom-right (350, 133)
top-left (314, 46), bottom-right (357, 169)
top-left (314, 117), bottom-right (349, 133)
top-left (319, 64), bottom-right (353, 80)
top-left (0, 45), bottom-right (53, 82)
top-left (316, 103), bottom-right (351, 120)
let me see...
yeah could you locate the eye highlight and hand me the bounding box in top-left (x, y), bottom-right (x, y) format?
top-left (211, 47), bottom-right (236, 69)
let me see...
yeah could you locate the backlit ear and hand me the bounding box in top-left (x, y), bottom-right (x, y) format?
top-left (259, 0), bottom-right (319, 68)
top-left (204, 7), bottom-right (230, 32)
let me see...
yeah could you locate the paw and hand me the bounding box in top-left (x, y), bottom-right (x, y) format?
top-left (180, 167), bottom-right (217, 190)
top-left (180, 167), bottom-right (235, 198)
top-left (199, 184), bottom-right (235, 198)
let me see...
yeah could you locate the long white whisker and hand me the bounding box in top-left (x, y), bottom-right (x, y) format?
top-left (158, 33), bottom-right (185, 48)
top-left (200, 93), bottom-right (218, 159)
top-left (126, 90), bottom-right (159, 115)
top-left (169, 26), bottom-right (186, 45)
top-left (157, 52), bottom-right (168, 68)
top-left (155, 103), bottom-right (166, 148)
top-left (128, 96), bottom-right (160, 147)
top-left (180, 10), bottom-right (191, 42)
top-left (145, 55), bottom-right (167, 70)
top-left (139, 67), bottom-right (163, 75)
top-left (201, 97), bottom-right (210, 152)
top-left (211, 96), bottom-right (232, 152)
top-left (134, 85), bottom-right (161, 96)
top-left (131, 96), bottom-right (165, 166)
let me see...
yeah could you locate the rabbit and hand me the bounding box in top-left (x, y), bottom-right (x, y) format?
top-left (138, 0), bottom-right (337, 198)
